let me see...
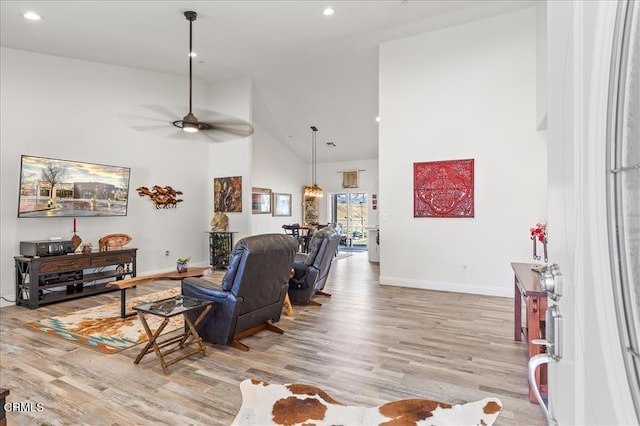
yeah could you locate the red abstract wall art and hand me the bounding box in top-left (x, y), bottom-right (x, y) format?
top-left (414, 159), bottom-right (474, 218)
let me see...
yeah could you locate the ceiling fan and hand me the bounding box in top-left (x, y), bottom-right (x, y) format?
top-left (119, 11), bottom-right (253, 142)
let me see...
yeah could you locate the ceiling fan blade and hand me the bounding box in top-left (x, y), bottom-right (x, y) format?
top-left (206, 122), bottom-right (254, 137)
top-left (128, 124), bottom-right (172, 132)
top-left (194, 109), bottom-right (254, 138)
top-left (117, 112), bottom-right (170, 124)
top-left (197, 129), bottom-right (245, 143)
top-left (139, 104), bottom-right (183, 120)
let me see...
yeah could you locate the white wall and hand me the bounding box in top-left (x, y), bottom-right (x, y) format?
top-left (536, 2), bottom-right (548, 131)
top-left (378, 8), bottom-right (545, 297)
top-left (207, 78), bottom-right (253, 245)
top-left (251, 123), bottom-right (307, 235)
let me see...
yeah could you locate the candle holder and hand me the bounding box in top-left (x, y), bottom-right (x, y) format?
top-left (530, 222), bottom-right (548, 272)
top-left (71, 217), bottom-right (82, 252)
top-left (72, 232), bottom-right (83, 252)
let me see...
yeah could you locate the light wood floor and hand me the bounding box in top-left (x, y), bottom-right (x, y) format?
top-left (0, 252), bottom-right (546, 425)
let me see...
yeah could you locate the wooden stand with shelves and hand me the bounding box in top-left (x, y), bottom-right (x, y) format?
top-left (302, 193), bottom-right (319, 225)
top-left (209, 232), bottom-right (235, 270)
top-left (14, 248), bottom-right (137, 309)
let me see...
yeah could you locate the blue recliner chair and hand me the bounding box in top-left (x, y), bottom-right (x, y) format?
top-left (181, 233), bottom-right (297, 351)
top-left (287, 225), bottom-right (341, 306)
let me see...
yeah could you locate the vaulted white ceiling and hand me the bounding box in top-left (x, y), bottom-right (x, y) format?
top-left (0, 1), bottom-right (536, 162)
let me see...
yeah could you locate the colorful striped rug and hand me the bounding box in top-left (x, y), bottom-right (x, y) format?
top-left (25, 287), bottom-right (183, 354)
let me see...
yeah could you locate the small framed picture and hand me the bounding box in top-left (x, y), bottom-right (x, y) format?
top-left (272, 193), bottom-right (292, 217)
top-left (252, 187), bottom-right (272, 214)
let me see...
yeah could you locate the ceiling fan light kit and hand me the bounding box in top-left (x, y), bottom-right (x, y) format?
top-left (175, 112), bottom-right (209, 133)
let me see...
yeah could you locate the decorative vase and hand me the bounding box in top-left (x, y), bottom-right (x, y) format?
top-left (176, 262), bottom-right (188, 273)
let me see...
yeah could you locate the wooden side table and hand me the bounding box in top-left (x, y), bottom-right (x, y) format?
top-left (512, 262), bottom-right (548, 404)
top-left (133, 295), bottom-right (213, 375)
top-left (107, 267), bottom-right (210, 318)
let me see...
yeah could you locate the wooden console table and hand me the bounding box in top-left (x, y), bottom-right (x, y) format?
top-left (14, 248), bottom-right (137, 309)
top-left (512, 262), bottom-right (548, 404)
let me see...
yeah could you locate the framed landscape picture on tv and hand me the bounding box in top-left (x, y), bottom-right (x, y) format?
top-left (18, 155), bottom-right (131, 218)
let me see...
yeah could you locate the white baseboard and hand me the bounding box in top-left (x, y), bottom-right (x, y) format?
top-left (379, 275), bottom-right (512, 298)
top-left (0, 295), bottom-right (17, 308)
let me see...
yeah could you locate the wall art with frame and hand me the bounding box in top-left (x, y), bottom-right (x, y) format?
top-left (272, 193), bottom-right (292, 217)
top-left (413, 158), bottom-right (474, 218)
top-left (252, 187), bottom-right (272, 214)
top-left (214, 176), bottom-right (242, 213)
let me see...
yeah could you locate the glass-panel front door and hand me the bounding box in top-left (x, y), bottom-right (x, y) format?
top-left (333, 193), bottom-right (368, 247)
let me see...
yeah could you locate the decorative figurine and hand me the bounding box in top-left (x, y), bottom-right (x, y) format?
top-left (211, 211), bottom-right (229, 231)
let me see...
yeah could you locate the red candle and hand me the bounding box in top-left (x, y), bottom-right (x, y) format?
top-left (73, 217), bottom-right (77, 233)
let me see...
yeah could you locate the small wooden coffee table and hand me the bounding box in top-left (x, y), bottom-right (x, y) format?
top-left (108, 267), bottom-right (210, 318)
top-left (133, 295), bottom-right (213, 375)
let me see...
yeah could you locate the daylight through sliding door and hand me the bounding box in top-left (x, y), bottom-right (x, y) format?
top-left (332, 193), bottom-right (368, 248)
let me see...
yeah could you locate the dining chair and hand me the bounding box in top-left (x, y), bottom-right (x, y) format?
top-left (282, 224), bottom-right (305, 252)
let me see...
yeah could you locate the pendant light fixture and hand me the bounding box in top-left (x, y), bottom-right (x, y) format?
top-left (304, 126), bottom-right (324, 198)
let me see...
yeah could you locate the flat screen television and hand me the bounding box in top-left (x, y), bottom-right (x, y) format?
top-left (18, 155), bottom-right (131, 218)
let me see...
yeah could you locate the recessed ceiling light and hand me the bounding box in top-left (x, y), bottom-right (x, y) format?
top-left (323, 7), bottom-right (335, 16)
top-left (23, 11), bottom-right (42, 21)
top-left (189, 51), bottom-right (197, 58)
top-left (376, 116), bottom-right (380, 122)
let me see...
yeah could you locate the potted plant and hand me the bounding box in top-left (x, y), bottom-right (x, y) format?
top-left (176, 256), bottom-right (191, 273)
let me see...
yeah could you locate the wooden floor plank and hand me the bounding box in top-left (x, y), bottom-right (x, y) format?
top-left (0, 252), bottom-right (546, 425)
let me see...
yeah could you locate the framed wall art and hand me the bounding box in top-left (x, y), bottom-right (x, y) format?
top-left (252, 187), bottom-right (272, 214)
top-left (272, 193), bottom-right (292, 217)
top-left (342, 170), bottom-right (360, 189)
top-left (414, 159), bottom-right (474, 218)
top-left (214, 176), bottom-right (242, 213)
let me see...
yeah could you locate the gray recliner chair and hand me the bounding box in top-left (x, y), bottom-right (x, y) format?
top-left (181, 233), bottom-right (297, 351)
top-left (287, 225), bottom-right (341, 305)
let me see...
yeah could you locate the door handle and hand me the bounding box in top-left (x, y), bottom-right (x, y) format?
top-left (528, 354), bottom-right (557, 425)
top-left (540, 263), bottom-right (563, 301)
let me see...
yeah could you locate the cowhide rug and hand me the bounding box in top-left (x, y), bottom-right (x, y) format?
top-left (232, 379), bottom-right (503, 426)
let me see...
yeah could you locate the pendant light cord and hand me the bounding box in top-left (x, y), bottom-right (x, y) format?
top-left (312, 127), bottom-right (317, 185)
top-left (188, 17), bottom-right (193, 115)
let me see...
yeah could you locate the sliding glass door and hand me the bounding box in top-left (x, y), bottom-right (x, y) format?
top-left (332, 193), bottom-right (368, 247)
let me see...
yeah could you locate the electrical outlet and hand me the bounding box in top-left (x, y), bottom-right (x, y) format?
top-left (165, 250), bottom-right (170, 257)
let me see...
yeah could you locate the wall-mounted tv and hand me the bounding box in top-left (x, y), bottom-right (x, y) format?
top-left (18, 155), bottom-right (131, 218)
